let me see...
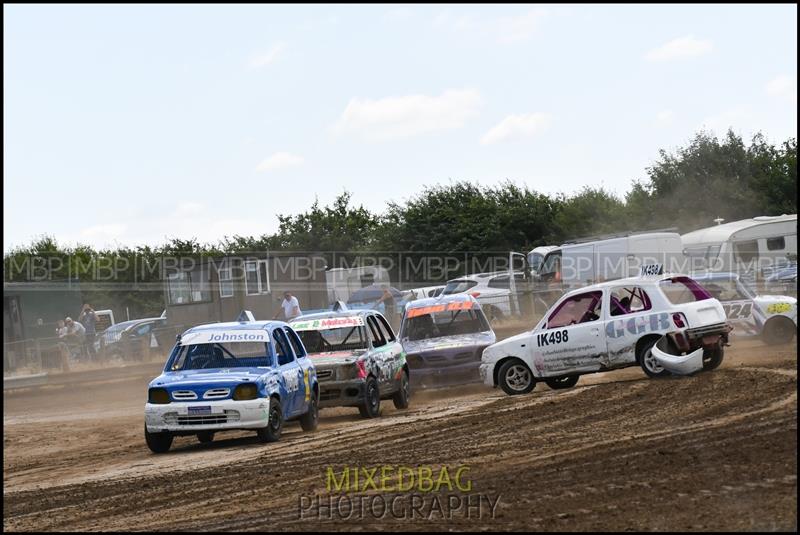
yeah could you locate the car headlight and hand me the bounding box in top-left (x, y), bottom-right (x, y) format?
top-left (148, 388), bottom-right (171, 404)
top-left (233, 383), bottom-right (258, 400)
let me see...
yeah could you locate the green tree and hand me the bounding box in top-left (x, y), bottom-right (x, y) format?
top-left (552, 187), bottom-right (628, 240)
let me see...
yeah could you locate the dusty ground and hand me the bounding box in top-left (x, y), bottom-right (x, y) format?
top-left (3, 338), bottom-right (797, 531)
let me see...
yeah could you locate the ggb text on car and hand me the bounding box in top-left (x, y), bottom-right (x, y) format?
top-left (480, 269), bottom-right (733, 395)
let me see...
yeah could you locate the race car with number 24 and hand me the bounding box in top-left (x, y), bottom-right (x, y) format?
top-left (144, 314), bottom-right (319, 453)
top-left (480, 270), bottom-right (732, 396)
top-left (692, 271), bottom-right (797, 345)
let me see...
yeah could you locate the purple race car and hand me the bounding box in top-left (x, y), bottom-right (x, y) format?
top-left (399, 294), bottom-right (496, 388)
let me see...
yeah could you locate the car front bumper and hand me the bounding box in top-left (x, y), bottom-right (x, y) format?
top-left (317, 379), bottom-right (367, 408)
top-left (411, 362), bottom-right (482, 386)
top-left (479, 362), bottom-right (494, 387)
top-left (145, 398), bottom-right (270, 433)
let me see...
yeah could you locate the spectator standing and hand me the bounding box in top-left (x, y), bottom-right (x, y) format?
top-left (78, 304), bottom-right (98, 361)
top-left (55, 319), bottom-right (70, 371)
top-left (376, 287), bottom-right (397, 331)
top-left (274, 291), bottom-right (302, 321)
top-left (63, 317), bottom-right (86, 361)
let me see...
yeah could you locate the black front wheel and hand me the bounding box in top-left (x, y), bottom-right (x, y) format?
top-left (702, 342), bottom-right (724, 371)
top-left (358, 377), bottom-right (381, 418)
top-left (762, 317), bottom-right (796, 346)
top-left (545, 375), bottom-right (580, 390)
top-left (392, 370), bottom-right (410, 410)
top-left (145, 426), bottom-right (173, 454)
top-left (256, 398), bottom-right (283, 443)
top-left (196, 431), bottom-right (215, 444)
top-left (299, 392), bottom-right (319, 432)
top-left (497, 359), bottom-right (535, 396)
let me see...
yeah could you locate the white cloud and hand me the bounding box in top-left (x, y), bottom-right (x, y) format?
top-left (766, 74), bottom-right (797, 104)
top-left (655, 110), bottom-right (675, 127)
top-left (645, 35), bottom-right (713, 61)
top-left (481, 113), bottom-right (551, 145)
top-left (496, 9), bottom-right (547, 43)
top-left (79, 224), bottom-right (127, 243)
top-left (175, 202), bottom-right (204, 217)
top-left (248, 42), bottom-right (286, 69)
top-left (256, 152), bottom-right (304, 172)
top-left (333, 89), bottom-right (481, 140)
top-left (434, 9), bottom-right (547, 43)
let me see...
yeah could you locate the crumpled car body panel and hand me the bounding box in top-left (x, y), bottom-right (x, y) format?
top-left (651, 336), bottom-right (704, 375)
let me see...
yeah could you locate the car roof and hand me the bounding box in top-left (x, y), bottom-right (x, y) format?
top-left (182, 320), bottom-right (287, 336)
top-left (689, 271), bottom-right (738, 282)
top-left (290, 309), bottom-right (376, 322)
top-left (448, 270), bottom-right (525, 282)
top-left (561, 273), bottom-right (692, 296)
top-left (108, 317), bottom-right (163, 330)
top-left (405, 293), bottom-right (477, 310)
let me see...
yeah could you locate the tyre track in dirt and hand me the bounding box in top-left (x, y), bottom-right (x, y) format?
top-left (4, 353), bottom-right (796, 532)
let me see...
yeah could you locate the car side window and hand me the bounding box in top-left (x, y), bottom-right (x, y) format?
top-left (547, 291), bottom-right (603, 328)
top-left (367, 316), bottom-right (387, 348)
top-left (488, 276), bottom-right (510, 290)
top-left (272, 328), bottom-right (295, 366)
top-left (610, 287), bottom-right (652, 316)
top-left (136, 323), bottom-right (152, 336)
top-left (284, 327), bottom-right (306, 358)
top-left (375, 314), bottom-right (396, 342)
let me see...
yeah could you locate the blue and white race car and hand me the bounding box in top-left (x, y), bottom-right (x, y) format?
top-left (144, 315), bottom-right (319, 453)
top-left (692, 271), bottom-right (797, 345)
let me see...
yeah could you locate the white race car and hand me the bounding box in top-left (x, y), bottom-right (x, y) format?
top-left (480, 272), bottom-right (732, 395)
top-left (692, 271), bottom-right (797, 345)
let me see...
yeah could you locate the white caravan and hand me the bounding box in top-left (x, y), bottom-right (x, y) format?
top-left (537, 231), bottom-right (685, 287)
top-left (681, 214), bottom-right (797, 279)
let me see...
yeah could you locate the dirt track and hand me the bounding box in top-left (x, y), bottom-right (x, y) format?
top-left (3, 339), bottom-right (797, 531)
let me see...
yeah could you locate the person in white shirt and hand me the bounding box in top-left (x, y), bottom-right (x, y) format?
top-left (274, 291), bottom-right (302, 321)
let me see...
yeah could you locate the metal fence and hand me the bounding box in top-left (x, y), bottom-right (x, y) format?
top-left (3, 324), bottom-right (186, 377)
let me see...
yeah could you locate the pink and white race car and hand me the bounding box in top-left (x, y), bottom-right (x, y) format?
top-left (480, 270), bottom-right (732, 395)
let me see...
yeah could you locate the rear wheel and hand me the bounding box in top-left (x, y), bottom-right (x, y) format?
top-left (392, 370), bottom-right (410, 409)
top-left (498, 359), bottom-right (535, 395)
top-left (545, 375), bottom-right (580, 390)
top-left (299, 392), bottom-right (319, 432)
top-left (763, 317), bottom-right (796, 345)
top-left (702, 342), bottom-right (724, 371)
top-left (145, 426), bottom-right (173, 453)
top-left (256, 398), bottom-right (283, 443)
top-left (196, 431), bottom-right (214, 444)
top-left (358, 377), bottom-right (381, 418)
top-left (638, 338), bottom-right (670, 378)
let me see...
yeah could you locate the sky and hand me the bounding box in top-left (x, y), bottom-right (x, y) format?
top-left (4, 4), bottom-right (797, 251)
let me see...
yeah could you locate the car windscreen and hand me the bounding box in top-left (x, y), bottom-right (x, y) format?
top-left (297, 326), bottom-right (369, 354)
top-left (529, 252), bottom-right (545, 272)
top-left (401, 308), bottom-right (489, 341)
top-left (443, 280), bottom-right (477, 295)
top-left (168, 342), bottom-right (272, 371)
